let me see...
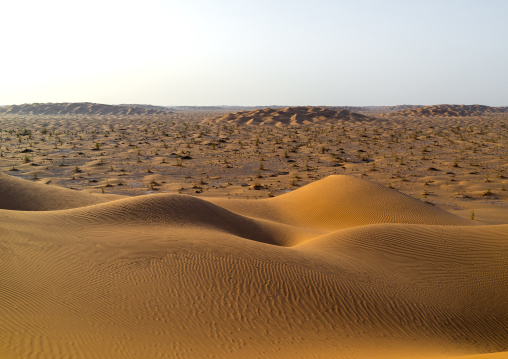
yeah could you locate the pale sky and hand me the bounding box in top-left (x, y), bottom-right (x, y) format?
top-left (1, 0), bottom-right (507, 106)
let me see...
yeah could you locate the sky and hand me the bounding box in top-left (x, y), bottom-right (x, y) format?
top-left (0, 0), bottom-right (507, 106)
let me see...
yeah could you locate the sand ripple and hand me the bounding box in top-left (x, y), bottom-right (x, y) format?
top-left (0, 174), bottom-right (506, 358)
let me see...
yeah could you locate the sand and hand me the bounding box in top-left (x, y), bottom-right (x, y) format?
top-left (206, 106), bottom-right (377, 126)
top-left (386, 104), bottom-right (508, 117)
top-left (0, 102), bottom-right (173, 117)
top-left (1, 104), bottom-right (507, 358)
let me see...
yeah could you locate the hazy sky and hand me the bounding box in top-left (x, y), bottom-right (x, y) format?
top-left (1, 0), bottom-right (507, 106)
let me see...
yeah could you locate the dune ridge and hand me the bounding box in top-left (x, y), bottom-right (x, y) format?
top-left (210, 175), bottom-right (472, 230)
top-left (387, 104), bottom-right (508, 117)
top-left (1, 173), bottom-right (506, 359)
top-left (0, 102), bottom-right (173, 116)
top-left (204, 106), bottom-right (378, 126)
top-left (0, 172), bottom-right (116, 210)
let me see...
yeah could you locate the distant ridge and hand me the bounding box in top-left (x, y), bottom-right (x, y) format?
top-left (325, 105), bottom-right (423, 114)
top-left (204, 106), bottom-right (377, 126)
top-left (387, 104), bottom-right (508, 117)
top-left (119, 104), bottom-right (173, 112)
top-left (0, 102), bottom-right (173, 116)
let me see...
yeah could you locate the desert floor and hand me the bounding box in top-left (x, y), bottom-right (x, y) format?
top-left (0, 110), bottom-right (507, 358)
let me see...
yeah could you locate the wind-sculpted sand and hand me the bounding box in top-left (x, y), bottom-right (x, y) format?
top-left (1, 173), bottom-right (507, 359)
top-left (0, 102), bottom-right (173, 117)
top-left (387, 104), bottom-right (508, 118)
top-left (207, 106), bottom-right (378, 126)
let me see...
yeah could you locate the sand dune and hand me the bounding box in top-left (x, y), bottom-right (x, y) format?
top-left (0, 102), bottom-right (173, 116)
top-left (387, 104), bottom-right (508, 117)
top-left (1, 173), bottom-right (506, 358)
top-left (0, 172), bottom-right (117, 210)
top-left (210, 175), bottom-right (473, 230)
top-left (204, 106), bottom-right (378, 126)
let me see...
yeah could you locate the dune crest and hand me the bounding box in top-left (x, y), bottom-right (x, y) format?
top-left (204, 106), bottom-right (378, 126)
top-left (1, 174), bottom-right (506, 359)
top-left (210, 175), bottom-right (472, 230)
top-left (387, 104), bottom-right (508, 117)
top-left (0, 102), bottom-right (173, 116)
top-left (0, 172), bottom-right (116, 210)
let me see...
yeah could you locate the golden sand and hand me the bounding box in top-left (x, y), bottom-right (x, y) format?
top-left (0, 105), bottom-right (507, 358)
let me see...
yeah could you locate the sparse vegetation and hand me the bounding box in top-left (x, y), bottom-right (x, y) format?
top-left (0, 105), bottom-right (506, 206)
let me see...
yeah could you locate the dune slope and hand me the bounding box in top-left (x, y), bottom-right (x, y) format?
top-left (0, 174), bottom-right (506, 359)
top-left (387, 104), bottom-right (508, 117)
top-left (204, 106), bottom-right (379, 126)
top-left (210, 175), bottom-right (473, 230)
top-left (0, 172), bottom-right (116, 210)
top-left (0, 102), bottom-right (172, 116)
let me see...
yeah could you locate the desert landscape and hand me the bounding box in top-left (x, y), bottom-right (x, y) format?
top-left (1, 102), bottom-right (507, 358)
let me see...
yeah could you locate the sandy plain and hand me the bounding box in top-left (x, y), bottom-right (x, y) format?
top-left (0, 104), bottom-right (507, 358)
